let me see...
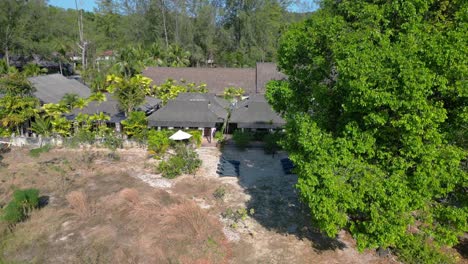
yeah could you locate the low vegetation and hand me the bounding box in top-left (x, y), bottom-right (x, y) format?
top-left (147, 130), bottom-right (171, 156)
top-left (263, 132), bottom-right (282, 155)
top-left (223, 87), bottom-right (245, 101)
top-left (0, 149), bottom-right (232, 263)
top-left (213, 186), bottom-right (227, 201)
top-left (232, 130), bottom-right (253, 150)
top-left (158, 145), bottom-right (202, 179)
top-left (120, 111), bottom-right (147, 141)
top-left (1, 189), bottom-right (39, 227)
top-left (222, 207), bottom-right (255, 229)
top-left (29, 144), bottom-right (52, 157)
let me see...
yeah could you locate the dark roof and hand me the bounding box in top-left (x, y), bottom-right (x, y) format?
top-left (28, 74), bottom-right (91, 104)
top-left (174, 93), bottom-right (230, 118)
top-left (230, 94), bottom-right (286, 129)
top-left (142, 66), bottom-right (257, 95)
top-left (256, 63), bottom-right (287, 94)
top-left (67, 94), bottom-right (160, 123)
top-left (142, 63), bottom-right (285, 95)
top-left (147, 93), bottom-right (228, 127)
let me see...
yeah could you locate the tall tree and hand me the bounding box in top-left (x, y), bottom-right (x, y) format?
top-left (267, 0), bottom-right (467, 262)
top-left (0, 0), bottom-right (29, 66)
top-left (106, 74), bottom-right (152, 116)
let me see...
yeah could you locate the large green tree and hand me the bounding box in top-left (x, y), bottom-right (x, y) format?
top-left (267, 0), bottom-right (467, 262)
top-left (106, 74), bottom-right (152, 116)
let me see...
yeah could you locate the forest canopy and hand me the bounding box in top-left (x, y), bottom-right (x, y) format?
top-left (0, 0), bottom-right (311, 68)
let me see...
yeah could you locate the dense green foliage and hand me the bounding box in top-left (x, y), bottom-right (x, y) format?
top-left (0, 0), bottom-right (310, 68)
top-left (232, 130), bottom-right (253, 150)
top-left (147, 130), bottom-right (171, 156)
top-left (0, 95), bottom-right (38, 135)
top-left (188, 130), bottom-right (203, 147)
top-left (223, 87), bottom-right (245, 101)
top-left (121, 111), bottom-right (148, 140)
top-left (152, 79), bottom-right (208, 105)
top-left (267, 0), bottom-right (467, 262)
top-left (106, 74), bottom-right (152, 115)
top-left (158, 145), bottom-right (202, 179)
top-left (2, 189), bottom-right (39, 225)
top-left (263, 132), bottom-right (282, 154)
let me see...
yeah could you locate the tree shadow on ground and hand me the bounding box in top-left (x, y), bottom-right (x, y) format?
top-left (455, 237), bottom-right (468, 259)
top-left (220, 146), bottom-right (346, 253)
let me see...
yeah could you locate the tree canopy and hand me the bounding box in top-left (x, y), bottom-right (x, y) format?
top-left (0, 0), bottom-right (311, 68)
top-left (267, 0), bottom-right (467, 262)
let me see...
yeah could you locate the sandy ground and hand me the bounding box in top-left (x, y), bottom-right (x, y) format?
top-left (195, 146), bottom-right (397, 264)
top-left (0, 146), bottom-right (403, 263)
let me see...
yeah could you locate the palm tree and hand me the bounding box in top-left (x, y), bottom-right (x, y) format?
top-left (60, 93), bottom-right (80, 110)
top-left (30, 117), bottom-right (52, 137)
top-left (30, 117), bottom-right (53, 145)
top-left (166, 45), bottom-right (190, 67)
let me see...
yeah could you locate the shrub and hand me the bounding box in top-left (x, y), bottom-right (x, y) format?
top-left (213, 186), bottom-right (226, 200)
top-left (264, 132), bottom-right (282, 154)
top-left (158, 156), bottom-right (185, 179)
top-left (232, 130), bottom-right (253, 150)
top-left (29, 144), bottom-right (52, 157)
top-left (221, 207), bottom-right (254, 228)
top-left (2, 189), bottom-right (40, 225)
top-left (147, 130), bottom-right (170, 156)
top-left (102, 133), bottom-right (123, 150)
top-left (214, 131), bottom-right (224, 142)
top-left (188, 130), bottom-right (202, 147)
top-left (396, 233), bottom-right (456, 264)
top-left (253, 130), bottom-right (268, 141)
top-left (158, 146), bottom-right (202, 179)
top-left (121, 111), bottom-right (147, 141)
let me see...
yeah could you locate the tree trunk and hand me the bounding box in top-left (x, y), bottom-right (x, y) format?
top-left (59, 61), bottom-right (63, 75)
top-left (161, 0), bottom-right (169, 48)
top-left (75, 0), bottom-right (87, 71)
top-left (5, 47), bottom-right (9, 67)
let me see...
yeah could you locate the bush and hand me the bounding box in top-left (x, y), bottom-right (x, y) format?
top-left (102, 133), bottom-right (123, 150)
top-left (213, 186), bottom-right (226, 200)
top-left (147, 130), bottom-right (171, 156)
top-left (29, 144), bottom-right (52, 157)
top-left (221, 207), bottom-right (254, 228)
top-left (121, 111), bottom-right (147, 141)
top-left (264, 132), bottom-right (282, 154)
top-left (214, 131), bottom-right (224, 142)
top-left (232, 130), bottom-right (253, 150)
top-left (64, 129), bottom-right (95, 148)
top-left (253, 131), bottom-right (269, 141)
top-left (188, 130), bottom-right (202, 147)
top-left (158, 156), bottom-right (185, 179)
top-left (158, 146), bottom-right (202, 179)
top-left (2, 189), bottom-right (39, 225)
top-left (396, 233), bottom-right (456, 264)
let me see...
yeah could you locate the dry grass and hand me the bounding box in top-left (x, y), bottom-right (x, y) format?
top-left (1, 207), bottom-right (67, 261)
top-left (66, 191), bottom-right (92, 218)
top-left (157, 201), bottom-right (231, 263)
top-left (119, 188), bottom-right (140, 205)
top-left (0, 147), bottom-right (409, 264)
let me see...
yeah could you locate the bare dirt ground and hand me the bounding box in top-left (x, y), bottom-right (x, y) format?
top-left (197, 146), bottom-right (399, 264)
top-left (0, 145), bottom-right (405, 263)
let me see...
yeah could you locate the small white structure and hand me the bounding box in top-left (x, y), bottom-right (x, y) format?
top-left (169, 130), bottom-right (192, 141)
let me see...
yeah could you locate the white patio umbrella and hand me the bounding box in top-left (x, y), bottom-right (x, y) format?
top-left (169, 130), bottom-right (192, 141)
